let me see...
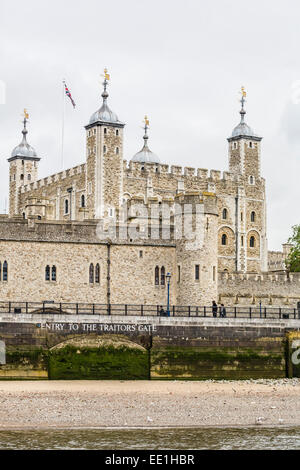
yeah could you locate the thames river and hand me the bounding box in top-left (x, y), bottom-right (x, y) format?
top-left (0, 427), bottom-right (299, 450)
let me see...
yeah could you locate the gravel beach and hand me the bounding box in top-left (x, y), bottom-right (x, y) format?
top-left (0, 380), bottom-right (299, 429)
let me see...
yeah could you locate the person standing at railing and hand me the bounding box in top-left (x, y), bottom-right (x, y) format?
top-left (159, 306), bottom-right (167, 317)
top-left (220, 304), bottom-right (227, 318)
top-left (212, 301), bottom-right (218, 318)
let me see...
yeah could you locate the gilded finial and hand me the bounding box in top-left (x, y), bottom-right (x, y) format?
top-left (239, 86), bottom-right (247, 123)
top-left (103, 68), bottom-right (110, 82)
top-left (144, 115), bottom-right (150, 127)
top-left (24, 109), bottom-right (29, 120)
top-left (101, 68), bottom-right (110, 100)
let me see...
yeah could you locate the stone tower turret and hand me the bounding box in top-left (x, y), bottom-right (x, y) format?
top-left (227, 87), bottom-right (262, 178)
top-left (227, 89), bottom-right (267, 273)
top-left (175, 192), bottom-right (219, 306)
top-left (8, 111), bottom-right (40, 217)
top-left (85, 70), bottom-right (125, 219)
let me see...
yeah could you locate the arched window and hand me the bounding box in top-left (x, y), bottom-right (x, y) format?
top-left (155, 266), bottom-right (160, 286)
top-left (249, 176), bottom-right (255, 185)
top-left (3, 261), bottom-right (8, 282)
top-left (89, 264), bottom-right (94, 284)
top-left (52, 266), bottom-right (57, 282)
top-left (250, 236), bottom-right (255, 248)
top-left (20, 174), bottom-right (24, 181)
top-left (161, 266), bottom-right (166, 286)
top-left (95, 264), bottom-right (100, 284)
top-left (195, 265), bottom-right (200, 281)
top-left (116, 129), bottom-right (119, 136)
top-left (0, 262), bottom-right (1, 281)
top-left (104, 128), bottom-right (107, 135)
top-left (221, 234), bottom-right (227, 246)
top-left (222, 208), bottom-right (228, 220)
top-left (251, 211), bottom-right (256, 222)
top-left (115, 147), bottom-right (119, 155)
top-left (64, 199), bottom-right (69, 214)
top-left (28, 174), bottom-right (31, 181)
top-left (45, 265), bottom-right (50, 281)
top-left (103, 145), bottom-right (107, 154)
top-left (81, 194), bottom-right (85, 208)
top-left (22, 212), bottom-right (26, 219)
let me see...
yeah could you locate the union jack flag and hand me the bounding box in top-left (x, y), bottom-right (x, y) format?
top-left (64, 81), bottom-right (76, 108)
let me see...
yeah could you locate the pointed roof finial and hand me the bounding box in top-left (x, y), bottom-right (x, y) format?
top-left (240, 86), bottom-right (247, 123)
top-left (22, 109), bottom-right (29, 140)
top-left (143, 115), bottom-right (150, 148)
top-left (101, 67), bottom-right (110, 103)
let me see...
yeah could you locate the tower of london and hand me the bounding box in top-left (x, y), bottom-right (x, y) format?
top-left (1, 73), bottom-right (299, 308)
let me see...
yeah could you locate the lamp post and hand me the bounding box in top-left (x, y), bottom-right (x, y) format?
top-left (166, 273), bottom-right (172, 317)
top-left (259, 301), bottom-right (262, 318)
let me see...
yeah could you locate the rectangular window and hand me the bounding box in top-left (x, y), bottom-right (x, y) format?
top-left (139, 251), bottom-right (143, 258)
top-left (178, 265), bottom-right (181, 283)
top-left (195, 265), bottom-right (200, 281)
top-left (213, 266), bottom-right (216, 282)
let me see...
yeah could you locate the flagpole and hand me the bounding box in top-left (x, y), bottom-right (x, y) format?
top-left (61, 79), bottom-right (66, 170)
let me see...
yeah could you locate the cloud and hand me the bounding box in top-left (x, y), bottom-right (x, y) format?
top-left (0, 0), bottom-right (300, 249)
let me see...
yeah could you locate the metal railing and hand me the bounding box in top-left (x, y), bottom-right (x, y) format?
top-left (0, 301), bottom-right (299, 320)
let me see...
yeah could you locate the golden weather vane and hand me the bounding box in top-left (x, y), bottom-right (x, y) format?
top-left (103, 68), bottom-right (110, 81)
top-left (144, 115), bottom-right (150, 127)
top-left (23, 109), bottom-right (29, 120)
top-left (241, 86), bottom-right (247, 98)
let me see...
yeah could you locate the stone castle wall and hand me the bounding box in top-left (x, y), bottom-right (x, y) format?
top-left (19, 164), bottom-right (87, 221)
top-left (219, 272), bottom-right (300, 307)
top-left (0, 216), bottom-right (298, 307)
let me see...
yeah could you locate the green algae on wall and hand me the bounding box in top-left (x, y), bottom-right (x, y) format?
top-left (151, 347), bottom-right (286, 380)
top-left (48, 345), bottom-right (149, 380)
top-left (0, 348), bottom-right (48, 380)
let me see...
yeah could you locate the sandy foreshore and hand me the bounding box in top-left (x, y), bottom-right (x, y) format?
top-left (0, 379), bottom-right (299, 429)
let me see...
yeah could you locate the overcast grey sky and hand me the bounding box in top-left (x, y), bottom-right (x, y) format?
top-left (0, 0), bottom-right (299, 250)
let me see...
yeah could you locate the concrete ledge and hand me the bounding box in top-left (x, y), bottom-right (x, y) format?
top-left (1, 314), bottom-right (300, 329)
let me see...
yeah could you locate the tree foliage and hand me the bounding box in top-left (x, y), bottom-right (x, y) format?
top-left (286, 225), bottom-right (300, 272)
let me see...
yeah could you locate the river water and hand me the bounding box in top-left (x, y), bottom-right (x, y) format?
top-left (0, 427), bottom-right (299, 450)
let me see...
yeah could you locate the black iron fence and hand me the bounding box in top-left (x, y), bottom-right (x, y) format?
top-left (0, 301), bottom-right (299, 320)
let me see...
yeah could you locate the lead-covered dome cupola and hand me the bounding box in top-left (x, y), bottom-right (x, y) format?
top-left (9, 110), bottom-right (40, 162)
top-left (131, 116), bottom-right (160, 164)
top-left (229, 87), bottom-right (261, 140)
top-left (89, 69), bottom-right (124, 126)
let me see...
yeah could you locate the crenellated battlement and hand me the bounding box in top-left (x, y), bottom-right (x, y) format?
top-left (124, 160), bottom-right (237, 183)
top-left (219, 271), bottom-right (300, 284)
top-left (20, 163), bottom-right (86, 193)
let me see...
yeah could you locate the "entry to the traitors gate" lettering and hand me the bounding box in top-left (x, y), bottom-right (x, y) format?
top-left (41, 323), bottom-right (157, 333)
